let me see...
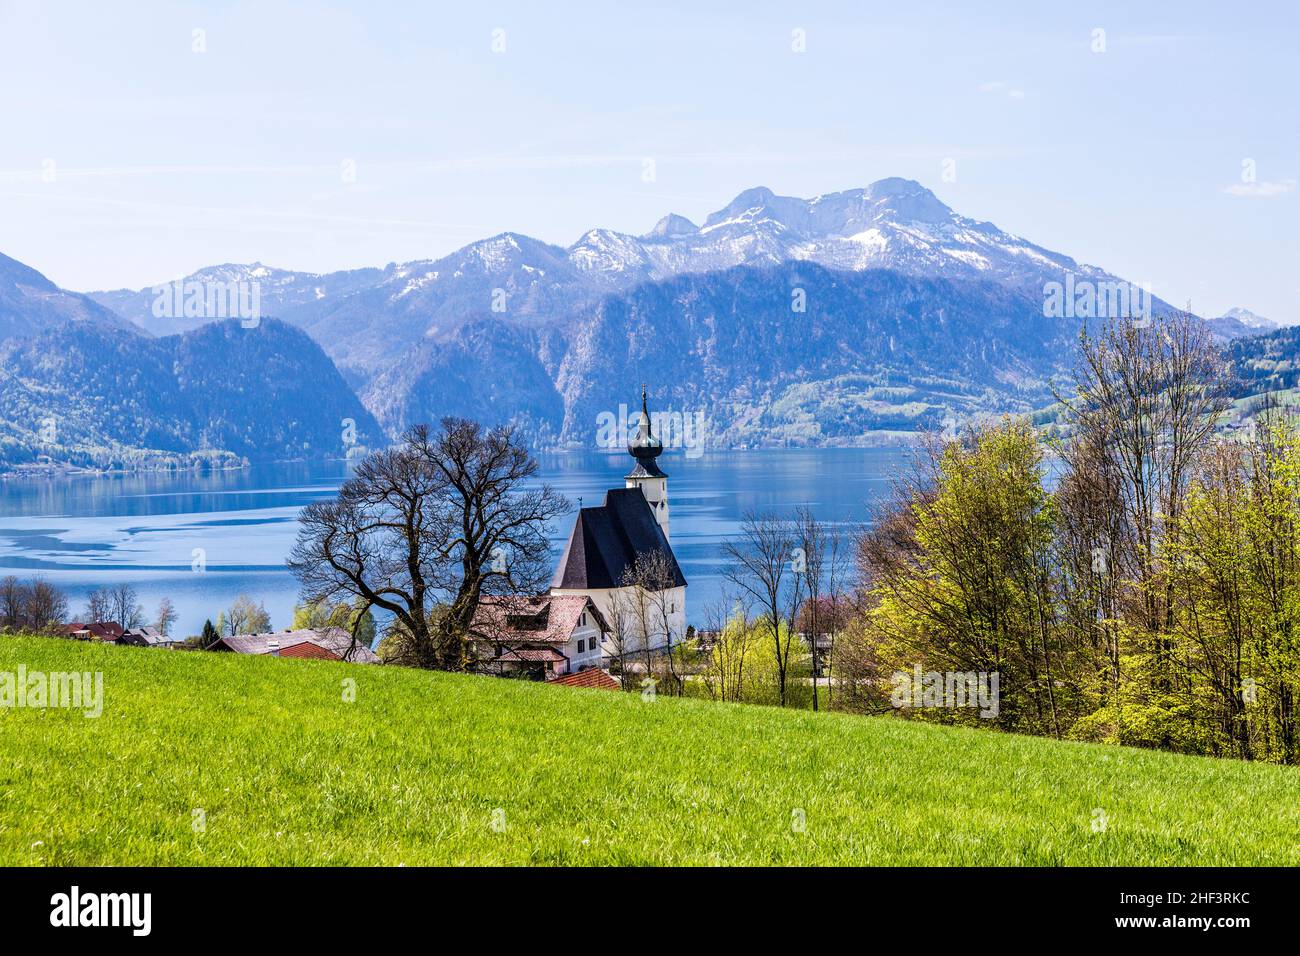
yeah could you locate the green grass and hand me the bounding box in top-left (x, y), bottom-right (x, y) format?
top-left (2, 636), bottom-right (1298, 866)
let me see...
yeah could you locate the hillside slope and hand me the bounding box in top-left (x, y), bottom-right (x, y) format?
top-left (367, 263), bottom-right (1075, 447)
top-left (1224, 325), bottom-right (1300, 397)
top-left (1, 637), bottom-right (1296, 866)
top-left (0, 251), bottom-right (138, 341)
top-left (0, 318), bottom-right (382, 468)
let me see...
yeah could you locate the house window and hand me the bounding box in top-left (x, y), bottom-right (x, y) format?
top-left (579, 612), bottom-right (586, 627)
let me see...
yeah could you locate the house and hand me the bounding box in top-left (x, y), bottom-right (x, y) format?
top-left (62, 621), bottom-right (125, 642)
top-left (209, 627), bottom-right (380, 663)
top-left (469, 593), bottom-right (609, 680)
top-left (119, 626), bottom-right (176, 649)
top-left (548, 388), bottom-right (688, 667)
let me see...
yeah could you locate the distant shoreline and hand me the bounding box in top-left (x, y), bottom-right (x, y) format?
top-left (0, 436), bottom-right (935, 481)
top-left (0, 459), bottom-right (250, 481)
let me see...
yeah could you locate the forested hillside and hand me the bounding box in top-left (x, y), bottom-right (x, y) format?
top-left (0, 319), bottom-right (382, 469)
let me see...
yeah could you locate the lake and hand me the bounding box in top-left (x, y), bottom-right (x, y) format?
top-left (0, 447), bottom-right (910, 638)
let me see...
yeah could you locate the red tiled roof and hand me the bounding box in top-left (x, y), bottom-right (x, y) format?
top-left (64, 621), bottom-right (124, 640)
top-left (212, 628), bottom-right (379, 663)
top-left (547, 668), bottom-right (621, 691)
top-left (471, 594), bottom-right (607, 644)
top-left (278, 641), bottom-right (342, 660)
top-left (497, 647), bottom-right (567, 663)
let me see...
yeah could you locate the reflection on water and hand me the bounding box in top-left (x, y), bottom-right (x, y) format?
top-left (0, 448), bottom-right (909, 637)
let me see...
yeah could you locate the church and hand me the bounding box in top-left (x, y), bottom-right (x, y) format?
top-left (550, 387), bottom-right (688, 667)
top-left (468, 388), bottom-right (687, 680)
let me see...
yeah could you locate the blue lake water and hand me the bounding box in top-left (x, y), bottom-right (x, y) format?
top-left (0, 447), bottom-right (910, 638)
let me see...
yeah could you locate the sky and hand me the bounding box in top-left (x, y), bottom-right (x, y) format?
top-left (0, 0), bottom-right (1297, 322)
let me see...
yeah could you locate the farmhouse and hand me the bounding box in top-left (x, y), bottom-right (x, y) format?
top-left (119, 626), bottom-right (176, 648)
top-left (210, 627), bottom-right (380, 663)
top-left (469, 593), bottom-right (609, 680)
top-left (62, 621), bottom-right (124, 642)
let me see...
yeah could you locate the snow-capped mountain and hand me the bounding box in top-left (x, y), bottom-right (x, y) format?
top-left (1206, 307), bottom-right (1279, 341)
top-left (88, 178), bottom-right (1147, 374)
top-left (90, 262), bottom-right (384, 338)
top-left (68, 179), bottom-right (1196, 446)
top-left (569, 178), bottom-right (1117, 293)
top-left (1221, 307), bottom-right (1277, 331)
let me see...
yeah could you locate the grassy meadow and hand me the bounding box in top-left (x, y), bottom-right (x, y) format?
top-left (1, 635), bottom-right (1298, 866)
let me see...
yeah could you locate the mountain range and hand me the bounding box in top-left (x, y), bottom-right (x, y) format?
top-left (91, 178), bottom-right (1165, 379)
top-left (0, 178), bottom-right (1287, 467)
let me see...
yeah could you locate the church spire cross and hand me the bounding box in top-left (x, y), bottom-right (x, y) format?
top-left (638, 384), bottom-right (655, 441)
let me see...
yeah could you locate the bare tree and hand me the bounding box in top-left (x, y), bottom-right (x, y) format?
top-left (0, 576), bottom-right (67, 634)
top-left (26, 579), bottom-right (68, 633)
top-left (84, 587), bottom-right (112, 624)
top-left (0, 576), bottom-right (24, 629)
top-left (603, 586), bottom-right (639, 689)
top-left (824, 524), bottom-right (847, 709)
top-left (618, 560), bottom-right (660, 682)
top-left (641, 549), bottom-right (686, 695)
top-left (290, 419), bottom-right (567, 670)
top-left (1056, 313), bottom-right (1227, 658)
top-left (104, 584), bottom-right (144, 631)
top-left (155, 597), bottom-right (178, 637)
top-left (723, 511), bottom-right (806, 706)
top-left (795, 505), bottom-right (829, 710)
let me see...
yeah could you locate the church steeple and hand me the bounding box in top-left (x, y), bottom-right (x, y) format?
top-left (625, 385), bottom-right (671, 539)
top-left (627, 384), bottom-right (666, 478)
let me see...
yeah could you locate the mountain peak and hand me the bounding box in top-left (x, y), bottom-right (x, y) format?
top-left (643, 213), bottom-right (699, 240)
top-left (858, 178), bottom-right (953, 224)
top-left (701, 179), bottom-right (956, 237)
top-left (702, 186), bottom-right (808, 231)
top-left (1220, 306), bottom-right (1276, 330)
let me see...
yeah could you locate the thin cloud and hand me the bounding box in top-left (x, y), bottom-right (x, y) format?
top-left (978, 81), bottom-right (1026, 100)
top-left (0, 191), bottom-right (479, 232)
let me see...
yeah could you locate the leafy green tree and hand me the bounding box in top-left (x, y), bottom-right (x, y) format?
top-left (292, 597), bottom-right (376, 646)
top-left (217, 595), bottom-right (271, 636)
top-left (857, 419), bottom-right (1067, 734)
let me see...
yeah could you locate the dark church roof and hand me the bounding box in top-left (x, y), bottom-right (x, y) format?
top-left (551, 487), bottom-right (687, 591)
top-left (625, 459), bottom-right (666, 480)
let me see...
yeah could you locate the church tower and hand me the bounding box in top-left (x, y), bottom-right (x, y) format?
top-left (626, 385), bottom-right (670, 541)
